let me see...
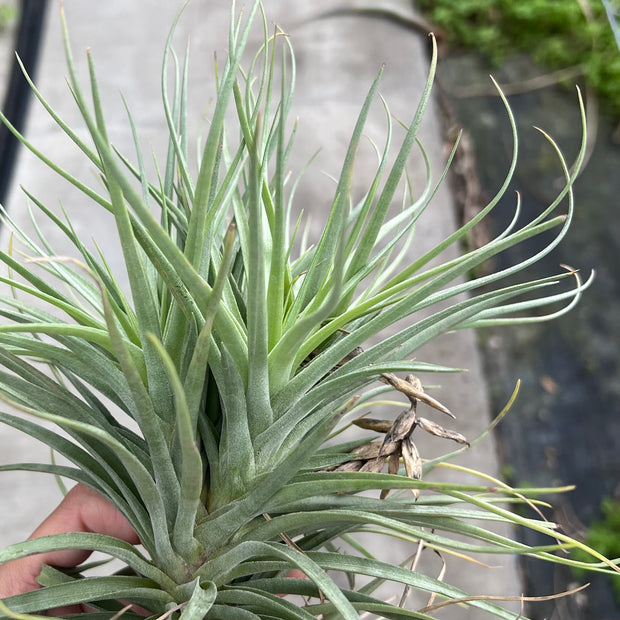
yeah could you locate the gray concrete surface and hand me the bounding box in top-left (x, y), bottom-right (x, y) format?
top-left (0, 1), bottom-right (520, 616)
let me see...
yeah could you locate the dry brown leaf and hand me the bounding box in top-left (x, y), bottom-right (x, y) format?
top-left (350, 441), bottom-right (382, 459)
top-left (381, 372), bottom-right (454, 417)
top-left (353, 418), bottom-right (392, 433)
top-left (332, 460), bottom-right (364, 473)
top-left (418, 582), bottom-right (590, 615)
top-left (380, 407), bottom-right (416, 456)
top-left (381, 453), bottom-right (402, 499)
top-left (402, 435), bottom-right (422, 480)
top-left (360, 455), bottom-right (387, 473)
top-left (417, 417), bottom-right (469, 445)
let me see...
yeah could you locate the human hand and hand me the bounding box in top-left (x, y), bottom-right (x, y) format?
top-left (0, 484), bottom-right (139, 614)
top-left (0, 484), bottom-right (306, 616)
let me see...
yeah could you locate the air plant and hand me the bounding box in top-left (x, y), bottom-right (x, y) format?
top-left (0, 3), bottom-right (614, 619)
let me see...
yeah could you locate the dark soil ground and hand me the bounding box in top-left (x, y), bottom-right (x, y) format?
top-left (437, 52), bottom-right (620, 620)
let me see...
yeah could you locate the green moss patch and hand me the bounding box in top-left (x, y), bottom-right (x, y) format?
top-left (417, 0), bottom-right (620, 117)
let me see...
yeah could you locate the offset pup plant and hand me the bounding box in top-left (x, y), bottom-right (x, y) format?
top-left (0, 3), bottom-right (616, 619)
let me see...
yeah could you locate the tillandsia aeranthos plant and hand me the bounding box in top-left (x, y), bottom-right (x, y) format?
top-left (0, 2), bottom-right (617, 619)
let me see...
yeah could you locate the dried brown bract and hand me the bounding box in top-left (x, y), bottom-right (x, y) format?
top-left (402, 435), bottom-right (422, 481)
top-left (380, 406), bottom-right (417, 455)
top-left (353, 418), bottom-right (393, 433)
top-left (380, 372), bottom-right (454, 418)
top-left (417, 417), bottom-right (469, 445)
top-left (333, 374), bottom-right (467, 499)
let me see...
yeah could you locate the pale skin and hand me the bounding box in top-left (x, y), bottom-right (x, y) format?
top-left (0, 484), bottom-right (140, 614)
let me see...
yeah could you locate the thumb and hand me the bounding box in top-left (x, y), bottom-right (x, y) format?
top-left (0, 484), bottom-right (139, 599)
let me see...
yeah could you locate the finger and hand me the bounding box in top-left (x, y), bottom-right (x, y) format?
top-left (0, 484), bottom-right (139, 599)
top-left (287, 569), bottom-right (306, 580)
top-left (30, 484), bottom-right (139, 567)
